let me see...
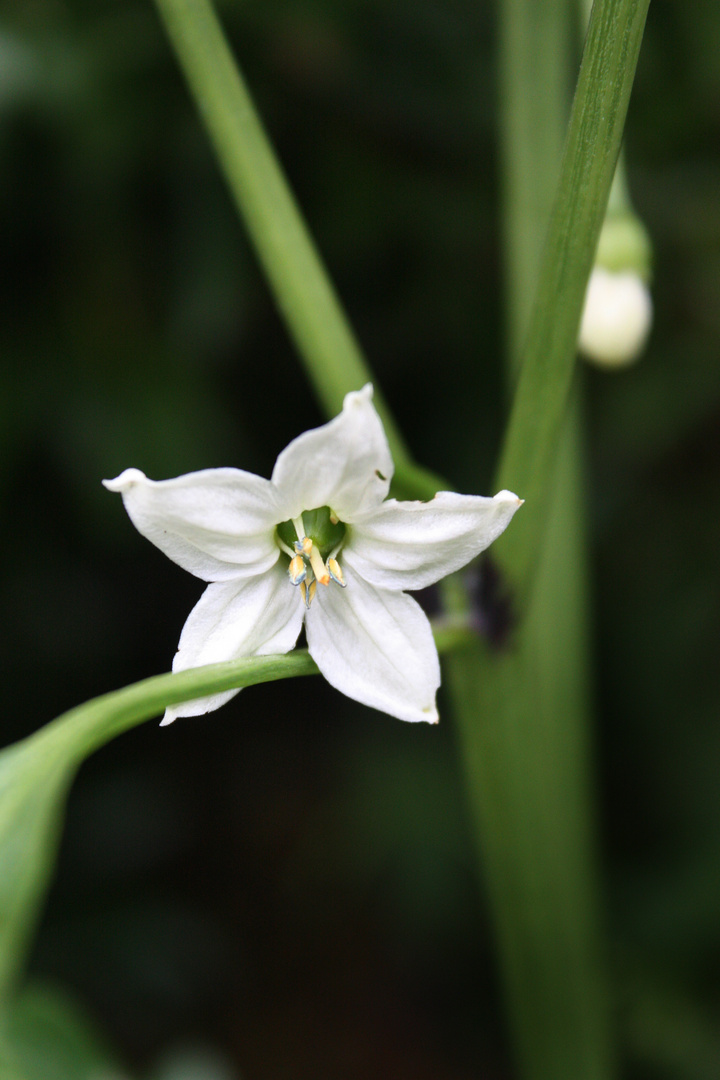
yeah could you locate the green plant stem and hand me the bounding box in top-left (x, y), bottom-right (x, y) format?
top-left (38, 652), bottom-right (317, 761)
top-left (449, 409), bottom-right (606, 1080)
top-left (500, 0), bottom-right (610, 1073)
top-left (0, 626), bottom-right (464, 1007)
top-left (445, 0), bottom-right (649, 1077)
top-left (499, 0), bottom-right (571, 362)
top-left (152, 0), bottom-right (441, 502)
top-left (493, 0), bottom-right (651, 598)
top-left (0, 651), bottom-right (316, 1007)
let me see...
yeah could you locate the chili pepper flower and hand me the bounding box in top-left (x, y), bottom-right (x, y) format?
top-left (104, 386), bottom-right (522, 725)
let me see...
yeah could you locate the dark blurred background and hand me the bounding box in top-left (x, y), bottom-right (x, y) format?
top-left (1, 1), bottom-right (719, 1077)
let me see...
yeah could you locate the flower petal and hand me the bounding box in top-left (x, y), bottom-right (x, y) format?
top-left (270, 385), bottom-right (393, 522)
top-left (305, 563), bottom-right (440, 723)
top-left (343, 490), bottom-right (523, 591)
top-left (162, 561), bottom-right (305, 724)
top-left (103, 468), bottom-right (283, 582)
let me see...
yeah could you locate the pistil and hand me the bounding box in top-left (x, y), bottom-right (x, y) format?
top-left (307, 542), bottom-right (331, 586)
top-left (279, 506), bottom-right (347, 600)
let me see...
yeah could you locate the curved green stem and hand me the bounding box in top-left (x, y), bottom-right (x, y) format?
top-left (0, 650), bottom-right (316, 1006)
top-left (35, 651), bottom-right (317, 761)
top-left (0, 625), bottom-right (469, 1008)
top-left (152, 0), bottom-right (442, 501)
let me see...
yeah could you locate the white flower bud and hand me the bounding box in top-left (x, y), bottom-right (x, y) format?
top-left (578, 267), bottom-right (652, 368)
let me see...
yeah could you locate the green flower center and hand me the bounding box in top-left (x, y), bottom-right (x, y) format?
top-left (276, 507), bottom-right (348, 607)
top-left (276, 506), bottom-right (346, 560)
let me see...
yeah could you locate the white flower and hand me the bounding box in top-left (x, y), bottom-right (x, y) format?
top-left (578, 267), bottom-right (653, 367)
top-left (104, 386), bottom-right (522, 725)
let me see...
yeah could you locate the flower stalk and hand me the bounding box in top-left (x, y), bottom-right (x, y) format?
top-left (444, 2), bottom-right (649, 1079)
top-left (0, 619), bottom-right (473, 1011)
top-left (492, 0), bottom-right (651, 601)
top-left (151, 0), bottom-right (442, 503)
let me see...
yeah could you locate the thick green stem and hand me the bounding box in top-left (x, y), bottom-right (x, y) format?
top-left (445, 0), bottom-right (649, 1077)
top-left (152, 0), bottom-right (441, 501)
top-left (499, 0), bottom-right (571, 362)
top-left (449, 409), bottom-right (608, 1080)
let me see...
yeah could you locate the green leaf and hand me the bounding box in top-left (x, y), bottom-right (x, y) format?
top-left (1, 981), bottom-right (130, 1080)
top-left (0, 745), bottom-right (75, 1012)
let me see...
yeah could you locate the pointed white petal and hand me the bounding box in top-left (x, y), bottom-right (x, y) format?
top-left (344, 490), bottom-right (523, 591)
top-left (161, 562), bottom-right (305, 723)
top-left (103, 468), bottom-right (283, 582)
top-left (270, 385), bottom-right (393, 522)
top-left (305, 564), bottom-right (439, 723)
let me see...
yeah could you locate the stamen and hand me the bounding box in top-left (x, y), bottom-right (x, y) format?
top-left (277, 537), bottom-right (297, 558)
top-left (288, 555), bottom-right (306, 586)
top-left (300, 580), bottom-right (317, 608)
top-left (308, 543), bottom-right (331, 586)
top-left (327, 558), bottom-right (346, 587)
top-left (295, 537), bottom-right (313, 557)
top-left (292, 515), bottom-right (306, 542)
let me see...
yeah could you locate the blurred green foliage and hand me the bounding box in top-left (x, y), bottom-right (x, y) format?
top-left (0, 0), bottom-right (719, 1077)
top-left (2, 981), bottom-right (126, 1079)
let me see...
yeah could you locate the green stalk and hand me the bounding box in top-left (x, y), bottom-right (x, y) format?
top-left (0, 625), bottom-right (464, 1008)
top-left (449, 411), bottom-right (605, 1079)
top-left (501, 1), bottom-right (608, 1074)
top-left (152, 0), bottom-right (441, 502)
top-left (446, 1), bottom-right (649, 1077)
top-left (499, 0), bottom-right (607, 1074)
top-left (493, 0), bottom-right (651, 597)
top-left (499, 0), bottom-right (571, 360)
top-left (579, 0), bottom-right (653, 281)
top-left (0, 651), bottom-right (317, 1007)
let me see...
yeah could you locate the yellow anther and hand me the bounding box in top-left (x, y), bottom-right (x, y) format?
top-left (300, 580), bottom-right (317, 608)
top-left (294, 536), bottom-right (313, 557)
top-left (288, 555), bottom-right (306, 586)
top-left (327, 558), bottom-right (346, 587)
top-left (308, 544), bottom-right (330, 586)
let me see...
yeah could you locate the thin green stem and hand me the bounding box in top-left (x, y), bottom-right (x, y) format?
top-left (494, 0), bottom-right (651, 599)
top-left (18, 620), bottom-right (471, 766)
top-left (152, 0), bottom-right (442, 501)
top-left (34, 651), bottom-right (318, 761)
top-left (0, 625), bottom-right (467, 1006)
top-left (0, 651), bottom-right (316, 1004)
